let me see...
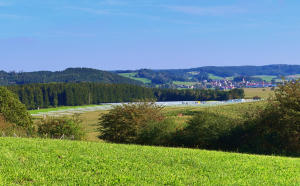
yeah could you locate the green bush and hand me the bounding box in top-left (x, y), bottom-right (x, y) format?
top-left (0, 87), bottom-right (32, 130)
top-left (221, 81), bottom-right (300, 156)
top-left (38, 115), bottom-right (85, 140)
top-left (137, 118), bottom-right (177, 146)
top-left (253, 96), bottom-right (261, 100)
top-left (178, 111), bottom-right (240, 149)
top-left (98, 102), bottom-right (165, 143)
top-left (249, 81), bottom-right (300, 155)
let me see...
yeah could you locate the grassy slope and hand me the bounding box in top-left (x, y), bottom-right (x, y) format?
top-left (208, 73), bottom-right (234, 80)
top-left (252, 75), bottom-right (277, 82)
top-left (0, 137), bottom-right (299, 185)
top-left (173, 81), bottom-right (198, 86)
top-left (118, 73), bottom-right (152, 84)
top-left (208, 73), bottom-right (224, 80)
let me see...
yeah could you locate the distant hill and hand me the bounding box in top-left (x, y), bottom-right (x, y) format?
top-left (0, 68), bottom-right (142, 85)
top-left (2, 64), bottom-right (300, 86)
top-left (191, 64), bottom-right (300, 77)
top-left (116, 64), bottom-right (300, 84)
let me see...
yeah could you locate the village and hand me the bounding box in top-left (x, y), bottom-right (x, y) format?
top-left (173, 78), bottom-right (277, 90)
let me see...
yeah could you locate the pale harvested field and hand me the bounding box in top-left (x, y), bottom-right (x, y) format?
top-left (244, 87), bottom-right (274, 99)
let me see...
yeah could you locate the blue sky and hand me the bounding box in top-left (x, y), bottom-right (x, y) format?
top-left (0, 0), bottom-right (300, 71)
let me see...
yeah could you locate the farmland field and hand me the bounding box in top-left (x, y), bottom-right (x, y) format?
top-left (75, 101), bottom-right (265, 141)
top-left (208, 73), bottom-right (234, 80)
top-left (0, 137), bottom-right (299, 185)
top-left (252, 75), bottom-right (277, 82)
top-left (208, 73), bottom-right (224, 80)
top-left (173, 81), bottom-right (198, 86)
top-left (30, 101), bottom-right (266, 141)
top-left (244, 87), bottom-right (274, 99)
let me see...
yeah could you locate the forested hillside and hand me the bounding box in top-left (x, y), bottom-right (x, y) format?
top-left (2, 65), bottom-right (300, 86)
top-left (117, 64), bottom-right (300, 84)
top-left (0, 68), bottom-right (141, 85)
top-left (7, 83), bottom-right (244, 109)
top-left (192, 64), bottom-right (300, 77)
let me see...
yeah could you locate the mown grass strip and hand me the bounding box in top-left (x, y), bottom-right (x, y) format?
top-left (29, 105), bottom-right (103, 115)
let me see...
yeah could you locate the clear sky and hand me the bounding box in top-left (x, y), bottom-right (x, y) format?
top-left (0, 0), bottom-right (300, 71)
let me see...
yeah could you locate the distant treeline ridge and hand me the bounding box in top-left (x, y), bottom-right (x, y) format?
top-left (6, 83), bottom-right (244, 109)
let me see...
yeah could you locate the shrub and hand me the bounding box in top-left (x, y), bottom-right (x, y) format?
top-left (137, 118), bottom-right (177, 146)
top-left (253, 96), bottom-right (261, 100)
top-left (250, 80), bottom-right (300, 155)
top-left (0, 87), bottom-right (32, 130)
top-left (38, 115), bottom-right (85, 140)
top-left (179, 111), bottom-right (240, 149)
top-left (98, 101), bottom-right (164, 143)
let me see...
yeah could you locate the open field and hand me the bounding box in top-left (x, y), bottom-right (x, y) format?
top-left (0, 137), bottom-right (299, 185)
top-left (74, 101), bottom-right (265, 141)
top-left (30, 101), bottom-right (264, 141)
top-left (208, 73), bottom-right (234, 80)
top-left (29, 105), bottom-right (105, 115)
top-left (244, 87), bottom-right (274, 99)
top-left (30, 101), bottom-right (266, 141)
top-left (118, 73), bottom-right (152, 84)
top-left (252, 75), bottom-right (277, 82)
top-left (208, 73), bottom-right (224, 80)
top-left (80, 110), bottom-right (107, 141)
top-left (173, 81), bottom-right (198, 86)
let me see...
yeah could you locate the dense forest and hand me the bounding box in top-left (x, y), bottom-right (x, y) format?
top-left (135, 69), bottom-right (208, 84)
top-left (0, 68), bottom-right (141, 86)
top-left (6, 83), bottom-right (244, 109)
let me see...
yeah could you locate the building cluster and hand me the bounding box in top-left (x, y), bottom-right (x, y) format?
top-left (173, 79), bottom-right (276, 90)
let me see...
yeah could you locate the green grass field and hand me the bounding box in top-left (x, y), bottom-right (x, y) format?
top-left (252, 75), bottom-right (277, 82)
top-left (118, 73), bottom-right (152, 84)
top-left (208, 73), bottom-right (224, 80)
top-left (173, 81), bottom-right (198, 86)
top-left (0, 137), bottom-right (299, 185)
top-left (208, 74), bottom-right (234, 80)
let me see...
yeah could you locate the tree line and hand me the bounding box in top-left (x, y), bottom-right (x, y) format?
top-left (153, 88), bottom-right (244, 101)
top-left (6, 82), bottom-right (244, 109)
top-left (0, 68), bottom-right (141, 86)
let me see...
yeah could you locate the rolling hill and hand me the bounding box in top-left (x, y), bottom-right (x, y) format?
top-left (2, 64), bottom-right (300, 86)
top-left (0, 68), bottom-right (142, 85)
top-left (116, 64), bottom-right (300, 84)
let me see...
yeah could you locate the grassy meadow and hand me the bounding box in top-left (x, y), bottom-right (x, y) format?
top-left (2, 98), bottom-right (300, 185)
top-left (75, 102), bottom-right (265, 142)
top-left (251, 75), bottom-right (277, 82)
top-left (118, 73), bottom-right (152, 84)
top-left (173, 81), bottom-right (198, 86)
top-left (0, 137), bottom-right (299, 185)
